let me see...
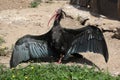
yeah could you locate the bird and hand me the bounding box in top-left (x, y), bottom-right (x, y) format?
top-left (10, 8), bottom-right (109, 68)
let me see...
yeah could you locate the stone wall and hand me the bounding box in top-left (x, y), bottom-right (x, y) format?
top-left (70, 0), bottom-right (120, 19)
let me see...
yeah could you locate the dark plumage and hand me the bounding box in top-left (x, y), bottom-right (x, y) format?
top-left (10, 9), bottom-right (109, 68)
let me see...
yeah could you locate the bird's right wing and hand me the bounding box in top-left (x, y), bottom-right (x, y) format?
top-left (64, 26), bottom-right (109, 62)
top-left (10, 40), bottom-right (54, 68)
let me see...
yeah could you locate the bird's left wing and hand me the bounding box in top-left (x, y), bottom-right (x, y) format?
top-left (10, 39), bottom-right (54, 68)
top-left (64, 26), bottom-right (109, 62)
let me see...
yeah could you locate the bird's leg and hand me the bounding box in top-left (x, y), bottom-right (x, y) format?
top-left (57, 54), bottom-right (64, 64)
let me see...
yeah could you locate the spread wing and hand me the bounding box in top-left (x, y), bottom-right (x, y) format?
top-left (64, 26), bottom-right (109, 62)
top-left (10, 37), bottom-right (54, 68)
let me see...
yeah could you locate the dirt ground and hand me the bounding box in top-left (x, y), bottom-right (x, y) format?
top-left (0, 0), bottom-right (120, 76)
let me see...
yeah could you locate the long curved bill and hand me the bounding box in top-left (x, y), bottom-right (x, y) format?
top-left (47, 12), bottom-right (57, 27)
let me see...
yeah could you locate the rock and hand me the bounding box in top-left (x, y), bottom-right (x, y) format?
top-left (113, 28), bottom-right (120, 39)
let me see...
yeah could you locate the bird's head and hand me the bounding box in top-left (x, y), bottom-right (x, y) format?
top-left (55, 8), bottom-right (65, 19)
top-left (48, 8), bottom-right (66, 26)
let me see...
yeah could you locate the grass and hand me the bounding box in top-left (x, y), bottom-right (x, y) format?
top-left (30, 0), bottom-right (53, 8)
top-left (0, 36), bottom-right (8, 56)
top-left (0, 47), bottom-right (8, 56)
top-left (30, 0), bottom-right (41, 8)
top-left (0, 36), bottom-right (5, 46)
top-left (0, 64), bottom-right (120, 80)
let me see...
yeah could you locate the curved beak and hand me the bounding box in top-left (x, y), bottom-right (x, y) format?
top-left (47, 12), bottom-right (58, 27)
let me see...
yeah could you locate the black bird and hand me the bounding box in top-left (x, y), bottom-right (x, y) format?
top-left (10, 9), bottom-right (109, 68)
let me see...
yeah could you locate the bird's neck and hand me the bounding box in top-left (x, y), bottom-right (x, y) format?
top-left (53, 13), bottom-right (63, 26)
top-left (53, 20), bottom-right (60, 26)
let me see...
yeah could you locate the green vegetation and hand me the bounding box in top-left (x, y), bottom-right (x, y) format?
top-left (0, 36), bottom-right (5, 46)
top-left (0, 47), bottom-right (8, 56)
top-left (0, 36), bottom-right (8, 56)
top-left (30, 0), bottom-right (53, 8)
top-left (30, 0), bottom-right (41, 8)
top-left (0, 64), bottom-right (120, 80)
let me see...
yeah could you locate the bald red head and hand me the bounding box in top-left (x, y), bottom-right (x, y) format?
top-left (47, 8), bottom-right (63, 27)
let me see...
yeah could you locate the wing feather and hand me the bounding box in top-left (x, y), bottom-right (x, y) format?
top-left (65, 26), bottom-right (109, 62)
top-left (10, 39), bottom-right (53, 68)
